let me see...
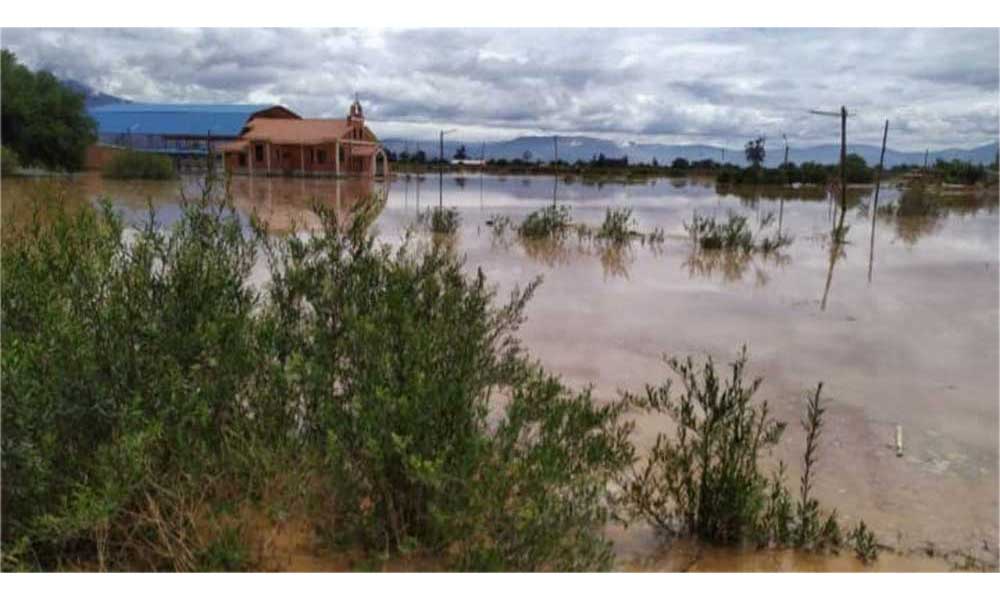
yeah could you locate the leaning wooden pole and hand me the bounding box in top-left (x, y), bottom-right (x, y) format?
top-left (868, 119), bottom-right (890, 283)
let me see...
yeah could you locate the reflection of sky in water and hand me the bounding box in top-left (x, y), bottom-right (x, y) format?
top-left (4, 171), bottom-right (997, 564)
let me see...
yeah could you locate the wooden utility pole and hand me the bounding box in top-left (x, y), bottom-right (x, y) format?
top-left (868, 119), bottom-right (890, 283)
top-left (809, 106), bottom-right (852, 236)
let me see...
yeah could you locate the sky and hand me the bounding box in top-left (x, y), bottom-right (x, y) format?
top-left (2, 28), bottom-right (998, 150)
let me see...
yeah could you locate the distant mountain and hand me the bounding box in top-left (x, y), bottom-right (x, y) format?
top-left (383, 135), bottom-right (999, 168)
top-left (60, 79), bottom-right (130, 108)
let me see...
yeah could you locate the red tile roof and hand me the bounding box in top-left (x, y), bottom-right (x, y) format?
top-left (241, 117), bottom-right (354, 145)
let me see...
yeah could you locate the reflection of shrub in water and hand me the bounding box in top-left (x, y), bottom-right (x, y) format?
top-left (417, 206), bottom-right (461, 235)
top-left (683, 248), bottom-right (790, 285)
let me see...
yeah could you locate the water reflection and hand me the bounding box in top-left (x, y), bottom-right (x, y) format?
top-left (684, 249), bottom-right (791, 286)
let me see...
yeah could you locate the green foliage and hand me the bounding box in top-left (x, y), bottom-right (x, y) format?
top-left (849, 520), bottom-right (879, 564)
top-left (595, 207), bottom-right (639, 245)
top-left (621, 349), bottom-right (785, 543)
top-left (932, 158), bottom-right (988, 185)
top-left (103, 149), bottom-right (177, 180)
top-left (685, 212), bottom-right (754, 252)
top-left (685, 211), bottom-right (792, 254)
top-left (517, 204), bottom-right (572, 239)
top-left (1, 145), bottom-right (21, 176)
top-left (1, 49), bottom-right (96, 171)
top-left (620, 350), bottom-right (848, 552)
top-left (260, 205), bottom-right (633, 570)
top-left (1, 185), bottom-right (275, 569)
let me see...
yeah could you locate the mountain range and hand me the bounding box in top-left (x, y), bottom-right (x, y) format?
top-left (382, 136), bottom-right (999, 169)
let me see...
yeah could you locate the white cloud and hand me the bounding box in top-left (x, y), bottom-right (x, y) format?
top-left (3, 28), bottom-right (997, 149)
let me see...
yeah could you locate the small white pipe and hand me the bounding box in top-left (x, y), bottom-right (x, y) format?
top-left (895, 425), bottom-right (904, 457)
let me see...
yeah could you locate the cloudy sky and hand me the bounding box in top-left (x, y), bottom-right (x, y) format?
top-left (3, 28), bottom-right (998, 149)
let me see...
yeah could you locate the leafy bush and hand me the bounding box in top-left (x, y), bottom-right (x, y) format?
top-left (261, 206), bottom-right (634, 570)
top-left (620, 349), bottom-right (851, 551)
top-left (518, 204), bottom-right (572, 239)
top-left (685, 212), bottom-right (754, 252)
top-left (103, 149), bottom-right (176, 180)
top-left (595, 207), bottom-right (639, 245)
top-left (685, 211), bottom-right (792, 255)
top-left (2, 145), bottom-right (21, 176)
top-left (1, 191), bottom-right (266, 570)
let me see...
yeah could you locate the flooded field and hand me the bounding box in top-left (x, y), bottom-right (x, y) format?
top-left (3, 172), bottom-right (997, 571)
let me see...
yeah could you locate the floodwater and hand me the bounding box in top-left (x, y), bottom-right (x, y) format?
top-left (2, 171), bottom-right (998, 572)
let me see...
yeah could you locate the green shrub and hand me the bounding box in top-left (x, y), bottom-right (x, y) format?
top-left (685, 211), bottom-right (792, 254)
top-left (685, 211), bottom-right (754, 252)
top-left (1, 189), bottom-right (268, 570)
top-left (518, 204), bottom-right (572, 239)
top-left (261, 205), bottom-right (634, 570)
top-left (2, 145), bottom-right (21, 176)
top-left (595, 207), bottom-right (638, 245)
top-left (103, 149), bottom-right (176, 180)
top-left (620, 349), bottom-right (851, 551)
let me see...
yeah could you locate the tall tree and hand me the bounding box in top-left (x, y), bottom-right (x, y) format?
top-left (744, 137), bottom-right (766, 169)
top-left (1, 49), bottom-right (96, 171)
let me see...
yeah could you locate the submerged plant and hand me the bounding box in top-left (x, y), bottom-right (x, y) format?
top-left (595, 207), bottom-right (639, 245)
top-left (517, 204), bottom-right (572, 239)
top-left (850, 520), bottom-right (879, 564)
top-left (620, 349), bottom-right (851, 553)
top-left (685, 210), bottom-right (792, 254)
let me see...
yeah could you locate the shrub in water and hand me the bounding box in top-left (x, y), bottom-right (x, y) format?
top-left (595, 207), bottom-right (638, 245)
top-left (103, 149), bottom-right (176, 180)
top-left (620, 349), bottom-right (855, 552)
top-left (517, 204), bottom-right (572, 239)
top-left (253, 202), bottom-right (636, 570)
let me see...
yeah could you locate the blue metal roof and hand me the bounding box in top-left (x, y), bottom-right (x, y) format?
top-left (88, 103), bottom-right (281, 137)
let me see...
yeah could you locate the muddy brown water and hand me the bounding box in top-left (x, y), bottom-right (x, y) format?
top-left (3, 172), bottom-right (998, 572)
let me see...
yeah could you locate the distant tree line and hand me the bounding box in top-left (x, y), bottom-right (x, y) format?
top-left (1, 49), bottom-right (96, 172)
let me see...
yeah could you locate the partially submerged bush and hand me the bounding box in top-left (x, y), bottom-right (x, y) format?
top-left (103, 149), bottom-right (176, 180)
top-left (518, 204), bottom-right (572, 239)
top-left (595, 207), bottom-right (639, 244)
top-left (685, 210), bottom-right (792, 254)
top-left (1, 191), bottom-right (269, 570)
top-left (262, 206), bottom-right (634, 570)
top-left (620, 349), bottom-right (860, 552)
top-left (2, 182), bottom-right (634, 571)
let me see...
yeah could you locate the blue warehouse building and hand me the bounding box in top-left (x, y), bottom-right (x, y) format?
top-left (87, 103), bottom-right (300, 157)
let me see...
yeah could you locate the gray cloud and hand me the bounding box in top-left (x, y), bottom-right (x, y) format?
top-left (2, 27), bottom-right (997, 149)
